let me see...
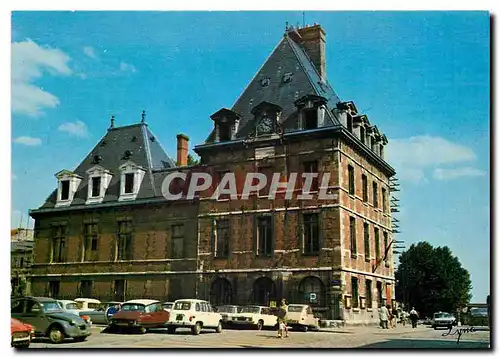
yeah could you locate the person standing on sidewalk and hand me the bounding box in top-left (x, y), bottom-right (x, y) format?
top-left (409, 307), bottom-right (419, 329)
top-left (379, 304), bottom-right (389, 329)
top-left (277, 299), bottom-right (289, 338)
top-left (391, 306), bottom-right (398, 328)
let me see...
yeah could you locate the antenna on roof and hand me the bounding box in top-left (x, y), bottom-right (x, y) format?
top-left (285, 21), bottom-right (289, 31)
top-left (302, 12), bottom-right (305, 28)
top-left (141, 110), bottom-right (146, 123)
top-left (109, 115), bottom-right (115, 129)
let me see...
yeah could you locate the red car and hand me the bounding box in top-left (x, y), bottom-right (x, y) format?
top-left (11, 318), bottom-right (34, 348)
top-left (107, 299), bottom-right (170, 333)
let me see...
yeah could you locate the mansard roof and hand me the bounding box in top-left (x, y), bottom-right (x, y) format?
top-left (38, 122), bottom-right (176, 210)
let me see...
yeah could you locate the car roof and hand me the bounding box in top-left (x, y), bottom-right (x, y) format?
top-left (124, 299), bottom-right (160, 305)
top-left (57, 300), bottom-right (77, 304)
top-left (74, 298), bottom-right (101, 303)
top-left (18, 296), bottom-right (57, 302)
top-left (174, 299), bottom-right (209, 303)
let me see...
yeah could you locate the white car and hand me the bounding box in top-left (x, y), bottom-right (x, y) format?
top-left (74, 298), bottom-right (101, 311)
top-left (232, 305), bottom-right (277, 330)
top-left (57, 299), bottom-right (92, 325)
top-left (432, 312), bottom-right (457, 329)
top-left (285, 304), bottom-right (320, 332)
top-left (162, 302), bottom-right (174, 312)
top-left (166, 299), bottom-right (223, 335)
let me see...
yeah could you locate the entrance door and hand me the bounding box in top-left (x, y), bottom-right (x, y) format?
top-left (114, 280), bottom-right (125, 302)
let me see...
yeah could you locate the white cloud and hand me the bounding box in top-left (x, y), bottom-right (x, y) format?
top-left (433, 167), bottom-right (486, 181)
top-left (119, 62), bottom-right (136, 73)
top-left (386, 135), bottom-right (482, 183)
top-left (58, 120), bottom-right (89, 138)
top-left (11, 39), bottom-right (72, 117)
top-left (83, 46), bottom-right (97, 60)
top-left (13, 136), bottom-right (42, 146)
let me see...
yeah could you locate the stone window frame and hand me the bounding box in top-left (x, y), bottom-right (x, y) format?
top-left (301, 211), bottom-right (322, 256)
top-left (361, 173), bottom-right (368, 203)
top-left (363, 221), bottom-right (370, 262)
top-left (85, 165), bottom-right (113, 205)
top-left (118, 161), bottom-right (146, 202)
top-left (50, 224), bottom-right (67, 263)
top-left (347, 165), bottom-right (355, 196)
top-left (171, 223), bottom-right (185, 259)
top-left (349, 216), bottom-right (357, 258)
top-left (212, 218), bottom-right (230, 259)
top-left (254, 214), bottom-right (274, 258)
top-left (82, 222), bottom-right (99, 262)
top-left (54, 170), bottom-right (82, 208)
top-left (365, 279), bottom-right (373, 309)
top-left (372, 181), bottom-right (379, 208)
top-left (351, 276), bottom-right (359, 309)
top-left (116, 220), bottom-right (133, 261)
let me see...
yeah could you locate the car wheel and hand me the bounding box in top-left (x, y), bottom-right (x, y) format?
top-left (302, 325), bottom-right (309, 332)
top-left (139, 327), bottom-right (147, 334)
top-left (191, 323), bottom-right (201, 335)
top-left (257, 320), bottom-right (264, 331)
top-left (48, 326), bottom-right (65, 344)
top-left (433, 326), bottom-right (437, 330)
top-left (73, 336), bottom-right (87, 342)
top-left (168, 327), bottom-right (176, 334)
top-left (216, 321), bottom-right (223, 333)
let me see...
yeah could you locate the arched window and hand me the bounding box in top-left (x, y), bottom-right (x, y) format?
top-left (298, 276), bottom-right (326, 307)
top-left (253, 277), bottom-right (276, 306)
top-left (210, 278), bottom-right (232, 306)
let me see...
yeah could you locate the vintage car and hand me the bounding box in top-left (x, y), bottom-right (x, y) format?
top-left (11, 297), bottom-right (91, 343)
top-left (166, 299), bottom-right (223, 335)
top-left (57, 299), bottom-right (92, 325)
top-left (79, 301), bottom-right (122, 325)
top-left (162, 302), bottom-right (174, 312)
top-left (11, 318), bottom-right (34, 348)
top-left (74, 298), bottom-right (101, 311)
top-left (431, 312), bottom-right (457, 329)
top-left (216, 305), bottom-right (241, 327)
top-left (285, 304), bottom-right (320, 332)
top-left (108, 299), bottom-right (169, 333)
top-left (232, 305), bottom-right (277, 330)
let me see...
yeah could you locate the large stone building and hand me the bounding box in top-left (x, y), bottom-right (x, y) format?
top-left (28, 24), bottom-right (396, 323)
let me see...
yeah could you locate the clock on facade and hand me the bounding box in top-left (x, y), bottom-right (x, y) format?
top-left (257, 116), bottom-right (274, 134)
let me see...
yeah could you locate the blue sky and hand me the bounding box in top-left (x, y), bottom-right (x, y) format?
top-left (11, 11), bottom-right (490, 301)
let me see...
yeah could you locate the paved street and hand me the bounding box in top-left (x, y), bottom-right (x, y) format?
top-left (28, 324), bottom-right (490, 349)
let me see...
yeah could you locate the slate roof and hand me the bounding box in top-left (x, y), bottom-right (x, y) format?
top-left (38, 123), bottom-right (176, 209)
top-left (205, 29), bottom-right (343, 143)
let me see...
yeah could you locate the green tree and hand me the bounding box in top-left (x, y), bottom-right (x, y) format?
top-left (395, 241), bottom-right (472, 317)
top-left (187, 154), bottom-right (200, 166)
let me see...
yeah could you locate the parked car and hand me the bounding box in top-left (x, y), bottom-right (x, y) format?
top-left (107, 299), bottom-right (169, 333)
top-left (285, 304), bottom-right (320, 332)
top-left (11, 318), bottom-right (34, 348)
top-left (74, 298), bottom-right (101, 311)
top-left (432, 312), bottom-right (457, 329)
top-left (57, 299), bottom-right (92, 325)
top-left (166, 299), bottom-right (222, 335)
top-left (232, 305), bottom-right (277, 330)
top-left (463, 305), bottom-right (489, 327)
top-left (162, 302), bottom-right (174, 312)
top-left (216, 305), bottom-right (241, 327)
top-left (79, 301), bottom-right (122, 325)
top-left (11, 297), bottom-right (91, 343)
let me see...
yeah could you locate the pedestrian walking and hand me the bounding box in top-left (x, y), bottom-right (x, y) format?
top-left (391, 306), bottom-right (398, 328)
top-left (277, 299), bottom-right (289, 338)
top-left (409, 307), bottom-right (418, 329)
top-left (379, 304), bottom-right (389, 329)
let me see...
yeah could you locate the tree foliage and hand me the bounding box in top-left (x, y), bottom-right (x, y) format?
top-left (395, 241), bottom-right (472, 317)
top-left (187, 154), bottom-right (200, 166)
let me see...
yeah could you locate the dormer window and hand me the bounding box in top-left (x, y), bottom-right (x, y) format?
top-left (295, 95), bottom-right (327, 130)
top-left (360, 126), bottom-right (366, 144)
top-left (85, 165), bottom-right (113, 205)
top-left (304, 108), bottom-right (318, 129)
top-left (118, 161), bottom-right (146, 201)
top-left (210, 108), bottom-right (241, 142)
top-left (347, 114), bottom-right (353, 132)
top-left (55, 170), bottom-right (83, 207)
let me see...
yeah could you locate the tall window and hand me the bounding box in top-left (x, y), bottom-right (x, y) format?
top-left (257, 216), bottom-right (273, 257)
top-left (384, 231), bottom-right (389, 267)
top-left (303, 213), bottom-right (320, 254)
top-left (366, 279), bottom-right (373, 309)
top-left (83, 223), bottom-right (98, 261)
top-left (61, 180), bottom-right (70, 200)
top-left (79, 280), bottom-right (93, 297)
top-left (171, 224), bottom-right (184, 259)
top-left (52, 225), bottom-right (66, 263)
top-left (364, 222), bottom-right (370, 261)
top-left (361, 174), bottom-right (368, 202)
top-left (349, 217), bottom-right (357, 256)
top-left (351, 277), bottom-right (359, 308)
top-left (91, 176), bottom-right (101, 197)
top-left (124, 173), bottom-right (135, 194)
top-left (348, 165), bottom-right (355, 195)
top-left (215, 219), bottom-right (230, 258)
top-left (117, 221), bottom-right (132, 260)
top-left (303, 161), bottom-right (319, 192)
top-left (375, 227), bottom-right (380, 260)
top-left (382, 187), bottom-right (387, 212)
top-left (49, 281), bottom-right (60, 298)
top-left (218, 123), bottom-right (232, 141)
top-left (373, 181), bottom-right (379, 208)
top-left (304, 109), bottom-right (318, 129)
top-left (347, 114), bottom-right (353, 132)
top-left (360, 126), bottom-right (366, 144)
top-left (114, 280), bottom-right (125, 302)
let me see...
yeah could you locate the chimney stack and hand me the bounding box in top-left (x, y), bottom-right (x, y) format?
top-left (297, 24), bottom-right (327, 82)
top-left (176, 133), bottom-right (189, 166)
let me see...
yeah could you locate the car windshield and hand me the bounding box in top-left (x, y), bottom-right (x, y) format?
top-left (434, 313), bottom-right (452, 318)
top-left (470, 308), bottom-right (488, 317)
top-left (173, 302), bottom-right (191, 310)
top-left (75, 302), bottom-right (84, 309)
top-left (88, 303), bottom-right (100, 309)
top-left (42, 302), bottom-right (62, 312)
top-left (218, 306), bottom-right (237, 313)
top-left (287, 305), bottom-right (304, 312)
top-left (240, 306), bottom-right (261, 314)
top-left (163, 303), bottom-right (173, 309)
top-left (121, 304), bottom-right (145, 312)
top-left (66, 303), bottom-right (78, 310)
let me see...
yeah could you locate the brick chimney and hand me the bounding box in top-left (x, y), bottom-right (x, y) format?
top-left (297, 24), bottom-right (326, 82)
top-left (176, 133), bottom-right (189, 166)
